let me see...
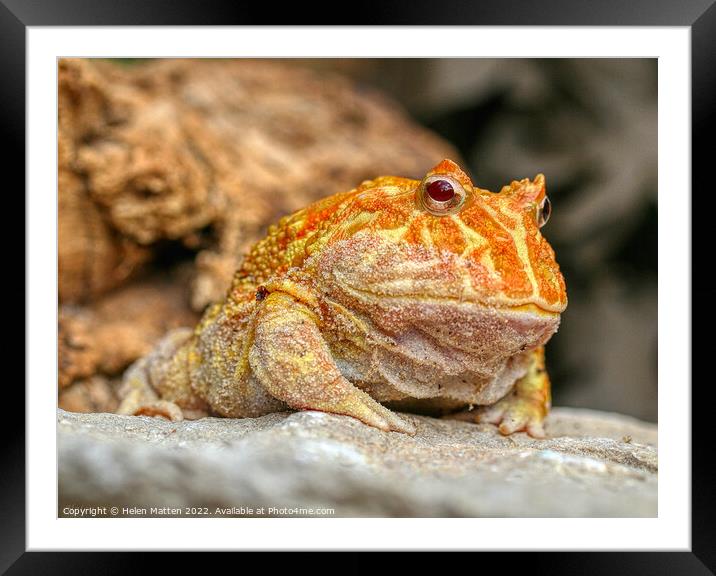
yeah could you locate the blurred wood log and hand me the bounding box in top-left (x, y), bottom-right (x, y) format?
top-left (58, 58), bottom-right (460, 308)
top-left (58, 271), bottom-right (200, 397)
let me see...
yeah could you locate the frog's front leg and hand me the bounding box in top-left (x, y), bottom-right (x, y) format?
top-left (449, 347), bottom-right (551, 438)
top-left (249, 291), bottom-right (416, 435)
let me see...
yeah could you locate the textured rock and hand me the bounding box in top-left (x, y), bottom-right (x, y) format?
top-left (58, 407), bottom-right (656, 518)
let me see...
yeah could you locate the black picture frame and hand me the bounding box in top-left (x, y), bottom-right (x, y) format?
top-left (7, 0), bottom-right (712, 573)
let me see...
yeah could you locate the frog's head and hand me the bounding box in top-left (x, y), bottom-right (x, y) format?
top-left (314, 159), bottom-right (567, 357)
top-left (409, 158), bottom-right (568, 314)
top-left (320, 159), bottom-right (566, 313)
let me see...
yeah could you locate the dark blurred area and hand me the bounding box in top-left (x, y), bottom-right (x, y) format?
top-left (296, 58), bottom-right (657, 422)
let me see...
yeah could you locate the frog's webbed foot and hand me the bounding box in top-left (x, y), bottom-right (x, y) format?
top-left (116, 328), bottom-right (208, 422)
top-left (133, 400), bottom-right (185, 421)
top-left (249, 291), bottom-right (416, 435)
top-left (471, 393), bottom-right (547, 438)
top-left (116, 359), bottom-right (185, 421)
top-left (447, 347), bottom-right (551, 439)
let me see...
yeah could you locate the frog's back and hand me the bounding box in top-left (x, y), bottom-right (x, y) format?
top-left (227, 176), bottom-right (417, 303)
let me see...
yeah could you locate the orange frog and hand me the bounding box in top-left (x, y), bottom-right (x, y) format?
top-left (118, 160), bottom-right (567, 437)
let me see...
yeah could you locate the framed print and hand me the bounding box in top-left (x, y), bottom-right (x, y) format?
top-left (7, 0), bottom-right (713, 572)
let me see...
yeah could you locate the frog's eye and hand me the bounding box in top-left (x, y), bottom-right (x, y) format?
top-left (536, 196), bottom-right (552, 228)
top-left (419, 175), bottom-right (467, 216)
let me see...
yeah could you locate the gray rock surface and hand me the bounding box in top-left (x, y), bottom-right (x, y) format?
top-left (58, 407), bottom-right (657, 517)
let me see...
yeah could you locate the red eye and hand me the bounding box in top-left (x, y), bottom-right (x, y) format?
top-left (426, 179), bottom-right (455, 202)
top-left (419, 175), bottom-right (467, 216)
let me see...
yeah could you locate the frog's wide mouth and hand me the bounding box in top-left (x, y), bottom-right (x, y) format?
top-left (369, 288), bottom-right (564, 317)
top-left (331, 281), bottom-right (564, 318)
top-left (411, 297), bottom-right (563, 317)
top-left (444, 298), bottom-right (564, 323)
top-left (502, 302), bottom-right (563, 317)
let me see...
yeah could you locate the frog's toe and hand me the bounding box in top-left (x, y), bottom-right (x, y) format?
top-left (495, 399), bottom-right (546, 438)
top-left (383, 411), bottom-right (417, 435)
top-left (335, 400), bottom-right (391, 431)
top-left (474, 403), bottom-right (506, 425)
top-left (336, 394), bottom-right (416, 435)
top-left (498, 411), bottom-right (530, 435)
top-left (442, 404), bottom-right (502, 425)
top-left (447, 395), bottom-right (547, 438)
top-left (526, 420), bottom-right (547, 439)
top-left (132, 400), bottom-right (184, 421)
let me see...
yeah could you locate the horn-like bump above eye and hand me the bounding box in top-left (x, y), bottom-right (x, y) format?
top-left (419, 174), bottom-right (467, 216)
top-left (537, 196), bottom-right (551, 227)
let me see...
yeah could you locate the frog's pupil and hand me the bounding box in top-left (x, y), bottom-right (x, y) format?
top-left (426, 179), bottom-right (455, 202)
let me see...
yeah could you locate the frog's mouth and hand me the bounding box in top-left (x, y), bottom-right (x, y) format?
top-left (503, 302), bottom-right (562, 317)
top-left (332, 280), bottom-right (563, 318)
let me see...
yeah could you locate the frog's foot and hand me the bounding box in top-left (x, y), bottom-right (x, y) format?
top-left (450, 347), bottom-right (552, 438)
top-left (250, 291), bottom-right (416, 435)
top-left (133, 400), bottom-right (185, 421)
top-left (447, 394), bottom-right (546, 438)
top-left (116, 329), bottom-right (206, 423)
top-left (472, 392), bottom-right (547, 438)
top-left (116, 370), bottom-right (185, 421)
top-left (319, 382), bottom-right (417, 435)
top-left (116, 357), bottom-right (183, 421)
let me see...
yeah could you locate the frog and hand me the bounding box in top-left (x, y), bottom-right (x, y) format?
top-left (117, 159), bottom-right (567, 438)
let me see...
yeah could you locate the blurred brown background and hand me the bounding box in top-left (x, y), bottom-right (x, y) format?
top-left (58, 58), bottom-right (657, 422)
